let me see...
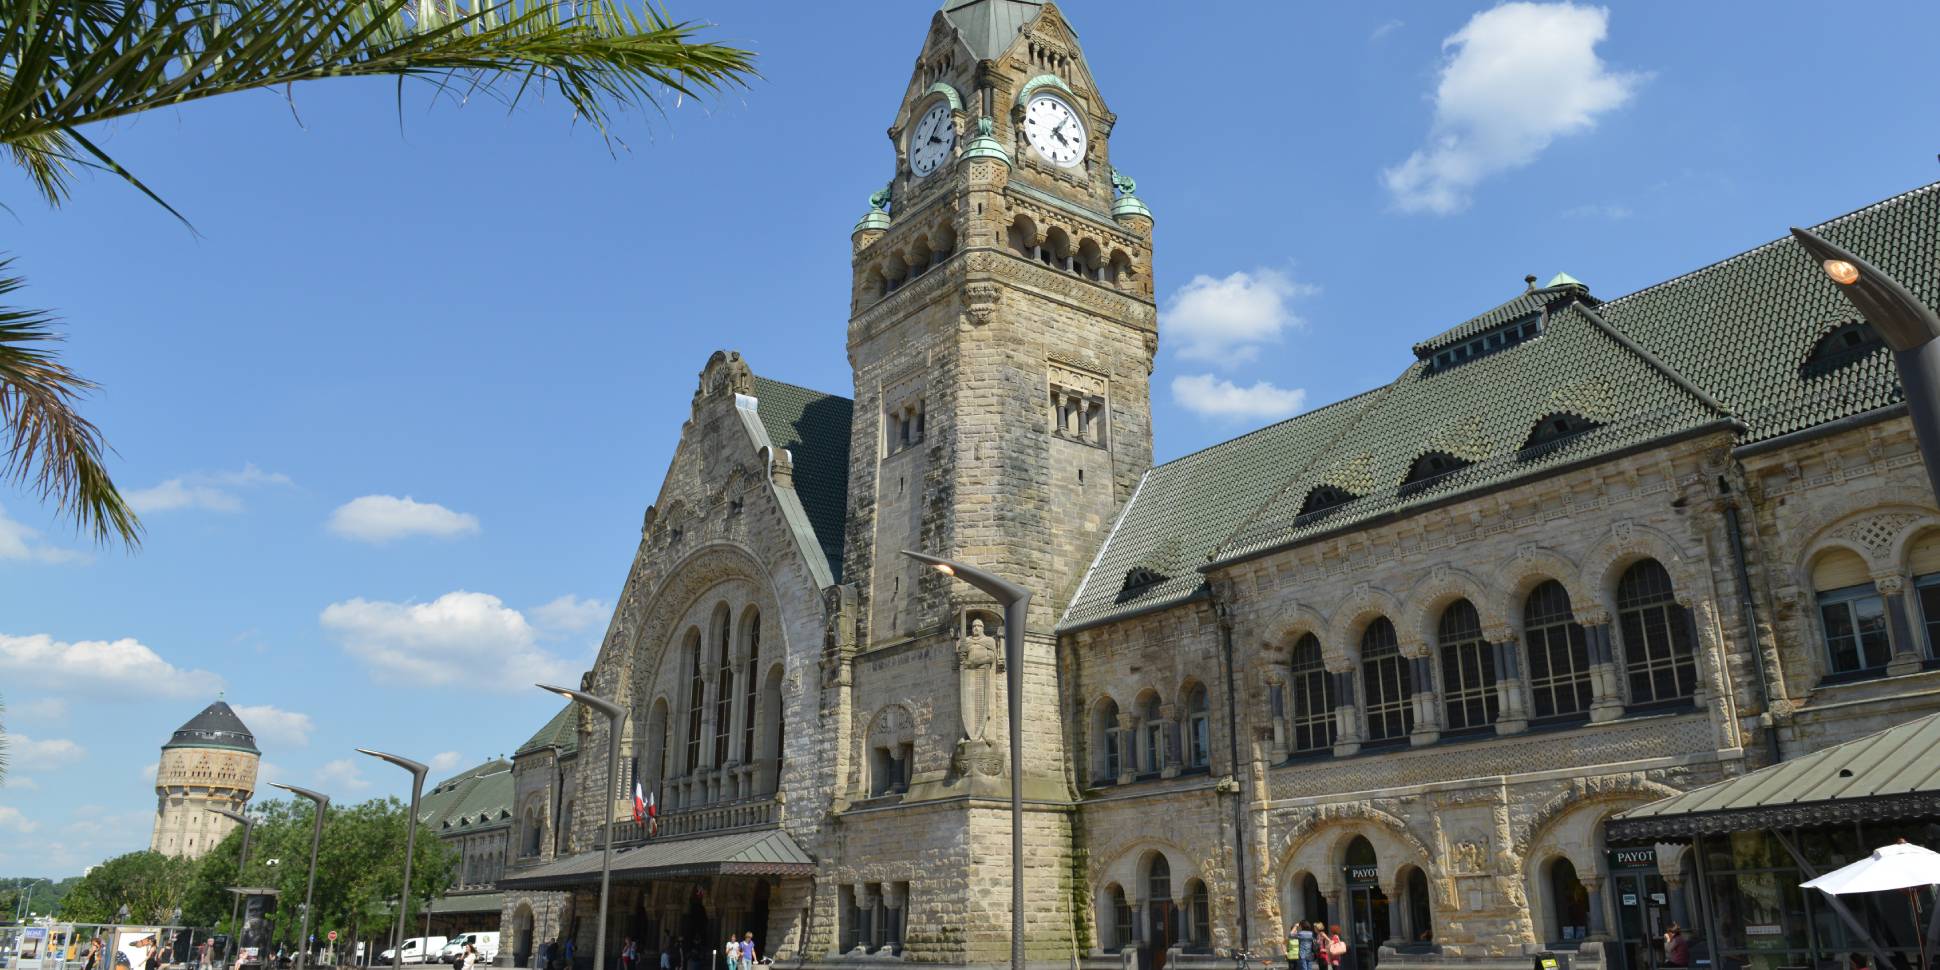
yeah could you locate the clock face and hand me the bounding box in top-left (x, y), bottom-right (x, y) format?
top-left (1023, 94), bottom-right (1086, 168)
top-left (909, 101), bottom-right (955, 177)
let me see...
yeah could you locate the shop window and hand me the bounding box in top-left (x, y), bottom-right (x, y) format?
top-left (1615, 559), bottom-right (1699, 706)
top-left (1360, 618), bottom-right (1413, 745)
top-left (1524, 581), bottom-right (1593, 721)
top-left (1289, 634), bottom-right (1336, 754)
top-left (1185, 685), bottom-right (1211, 769)
top-left (1437, 599), bottom-right (1498, 733)
top-left (1814, 548), bottom-right (1889, 676)
top-left (1548, 858), bottom-right (1589, 942)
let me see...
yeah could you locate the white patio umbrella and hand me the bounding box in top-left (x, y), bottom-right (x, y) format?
top-left (1801, 840), bottom-right (1940, 970)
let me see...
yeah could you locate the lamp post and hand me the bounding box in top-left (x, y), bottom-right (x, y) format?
top-left (355, 749), bottom-right (429, 970)
top-left (270, 784), bottom-right (330, 970)
top-left (900, 550), bottom-right (1031, 970)
top-left (210, 807), bottom-right (256, 965)
top-left (537, 683), bottom-right (627, 970)
top-left (1792, 227), bottom-right (1940, 501)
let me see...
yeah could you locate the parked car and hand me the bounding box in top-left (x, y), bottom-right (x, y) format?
top-left (378, 937), bottom-right (448, 965)
top-left (438, 933), bottom-right (499, 965)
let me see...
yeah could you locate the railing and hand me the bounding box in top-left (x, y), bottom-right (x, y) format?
top-left (604, 793), bottom-right (777, 846)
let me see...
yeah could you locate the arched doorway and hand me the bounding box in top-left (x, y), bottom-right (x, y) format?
top-left (1343, 837), bottom-right (1389, 970)
top-left (513, 905), bottom-right (535, 968)
top-left (1399, 867), bottom-right (1431, 949)
top-left (1141, 853), bottom-right (1176, 970)
top-left (1548, 858), bottom-right (1590, 944)
top-left (749, 881), bottom-right (771, 957)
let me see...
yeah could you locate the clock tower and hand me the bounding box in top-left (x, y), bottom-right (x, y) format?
top-left (829, 0), bottom-right (1157, 963)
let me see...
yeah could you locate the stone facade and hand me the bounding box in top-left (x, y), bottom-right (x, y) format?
top-left (492, 4), bottom-right (1940, 970)
top-left (150, 701), bottom-right (258, 860)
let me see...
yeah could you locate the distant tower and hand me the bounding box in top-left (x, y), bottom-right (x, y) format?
top-left (150, 699), bottom-right (259, 859)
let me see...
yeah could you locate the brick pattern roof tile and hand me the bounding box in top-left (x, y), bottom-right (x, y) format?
top-left (750, 376), bottom-right (854, 581)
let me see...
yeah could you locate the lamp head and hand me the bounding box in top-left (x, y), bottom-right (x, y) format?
top-left (269, 782), bottom-right (330, 808)
top-left (899, 549), bottom-right (1029, 605)
top-left (537, 683), bottom-right (625, 721)
top-left (355, 748), bottom-right (429, 780)
top-left (209, 807), bottom-right (252, 826)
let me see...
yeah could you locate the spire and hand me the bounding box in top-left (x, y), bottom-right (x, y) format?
top-left (164, 700), bottom-right (259, 753)
top-left (939, 0), bottom-right (1044, 61)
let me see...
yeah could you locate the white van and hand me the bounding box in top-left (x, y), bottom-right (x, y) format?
top-left (380, 937), bottom-right (448, 965)
top-left (438, 934), bottom-right (499, 965)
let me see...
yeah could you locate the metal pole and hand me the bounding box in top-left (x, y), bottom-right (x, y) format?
top-left (537, 685), bottom-right (628, 970)
top-left (353, 750), bottom-right (429, 970)
top-left (269, 785), bottom-right (330, 970)
top-left (210, 809), bottom-right (256, 968)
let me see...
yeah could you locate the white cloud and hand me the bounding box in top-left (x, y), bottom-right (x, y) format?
top-left (0, 503), bottom-right (88, 564)
top-left (1172, 374), bottom-right (1309, 421)
top-left (1161, 269), bottom-right (1315, 366)
top-left (126, 464), bottom-right (291, 514)
top-left (531, 595), bottom-right (609, 633)
top-left (4, 776), bottom-right (40, 791)
top-left (16, 697), bottom-right (68, 720)
top-left (10, 733), bottom-right (85, 768)
top-left (231, 705), bottom-right (315, 747)
top-left (1371, 18), bottom-right (1404, 41)
top-left (429, 751), bottom-right (465, 774)
top-left (0, 633), bottom-right (222, 697)
top-left (314, 758), bottom-right (371, 792)
top-left (1383, 2), bottom-right (1646, 215)
top-left (320, 591), bottom-right (578, 690)
top-left (327, 495), bottom-right (480, 543)
top-left (0, 806), bottom-right (40, 834)
top-left (141, 763), bottom-right (158, 782)
top-left (1561, 202), bottom-right (1632, 220)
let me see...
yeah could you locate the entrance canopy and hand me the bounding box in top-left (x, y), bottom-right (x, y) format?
top-left (1607, 712), bottom-right (1940, 842)
top-left (498, 829), bottom-right (813, 890)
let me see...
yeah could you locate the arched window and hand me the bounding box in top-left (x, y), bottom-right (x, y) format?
top-left (1184, 880), bottom-right (1211, 951)
top-left (1438, 600), bottom-right (1498, 733)
top-left (1548, 858), bottom-right (1589, 942)
top-left (684, 629), bottom-right (705, 773)
top-left (1910, 530), bottom-right (1940, 658)
top-left (1615, 560), bottom-right (1699, 706)
top-left (1185, 685), bottom-right (1211, 769)
top-left (1297, 485), bottom-right (1359, 523)
top-left (714, 608), bottom-right (734, 768)
top-left (1146, 854), bottom-right (1174, 945)
top-left (1802, 320), bottom-right (1885, 379)
top-left (1289, 634), bottom-right (1336, 755)
top-left (1813, 548), bottom-right (1891, 676)
top-left (1107, 885), bottom-right (1134, 953)
top-left (1519, 412), bottom-right (1603, 459)
top-left (1399, 452), bottom-right (1470, 497)
top-left (1403, 867), bottom-right (1432, 947)
top-left (742, 609), bottom-right (761, 762)
top-left (556, 800), bottom-right (573, 854)
top-left (1524, 581), bottom-right (1593, 721)
top-left (1360, 618), bottom-right (1413, 745)
top-left (1092, 698), bottom-right (1122, 784)
top-left (1140, 694), bottom-right (1165, 774)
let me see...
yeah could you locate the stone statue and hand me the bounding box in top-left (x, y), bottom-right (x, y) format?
top-left (868, 183), bottom-right (893, 212)
top-left (1111, 169), bottom-right (1137, 197)
top-left (957, 617), bottom-right (1001, 740)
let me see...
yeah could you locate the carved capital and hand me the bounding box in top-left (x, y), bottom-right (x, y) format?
top-left (1873, 572), bottom-right (1907, 595)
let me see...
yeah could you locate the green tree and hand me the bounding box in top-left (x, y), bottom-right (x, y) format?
top-left (61, 852), bottom-right (197, 923)
top-left (0, 0), bottom-right (754, 545)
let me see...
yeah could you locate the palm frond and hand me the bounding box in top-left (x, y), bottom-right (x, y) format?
top-left (0, 258), bottom-right (141, 547)
top-left (0, 0), bottom-right (757, 205)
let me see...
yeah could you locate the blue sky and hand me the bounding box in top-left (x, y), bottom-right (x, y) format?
top-left (2, 0), bottom-right (1937, 878)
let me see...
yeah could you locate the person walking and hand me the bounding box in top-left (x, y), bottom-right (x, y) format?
top-left (1663, 923), bottom-right (1691, 968)
top-left (1289, 921), bottom-right (1315, 970)
top-left (619, 939), bottom-right (635, 970)
top-left (720, 935), bottom-right (738, 970)
top-left (82, 939), bottom-right (103, 970)
top-left (462, 943), bottom-right (478, 970)
top-left (738, 934), bottom-right (755, 968)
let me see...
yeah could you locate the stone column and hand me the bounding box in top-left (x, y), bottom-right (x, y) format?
top-left (1265, 668), bottom-right (1290, 763)
top-left (1331, 669), bottom-right (1362, 757)
top-left (881, 883), bottom-right (906, 953)
top-left (1159, 704), bottom-right (1183, 778)
top-left (1487, 627), bottom-right (1530, 735)
top-left (1581, 874), bottom-right (1610, 941)
top-left (1405, 641), bottom-right (1441, 746)
top-left (1662, 872), bottom-right (1690, 928)
top-left (1875, 573), bottom-right (1927, 676)
top-left (1117, 713), bottom-right (1139, 785)
top-left (1577, 609), bottom-right (1625, 722)
top-left (854, 884), bottom-right (878, 952)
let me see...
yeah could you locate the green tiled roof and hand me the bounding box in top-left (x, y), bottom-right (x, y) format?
top-left (939, 0), bottom-right (1042, 61)
top-left (415, 759), bottom-right (512, 832)
top-left (1064, 180), bottom-right (1940, 631)
top-left (515, 704), bottom-right (579, 757)
top-left (750, 376), bottom-right (853, 580)
top-left (1060, 390), bottom-right (1379, 630)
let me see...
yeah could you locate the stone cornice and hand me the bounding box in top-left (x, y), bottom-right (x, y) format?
top-left (848, 247), bottom-right (1156, 345)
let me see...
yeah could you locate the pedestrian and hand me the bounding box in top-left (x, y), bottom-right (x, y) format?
top-left (1663, 923), bottom-right (1690, 968)
top-left (1289, 921), bottom-right (1314, 970)
top-left (563, 937), bottom-right (575, 970)
top-left (620, 939), bottom-right (635, 970)
top-left (658, 937), bottom-right (672, 970)
top-left (738, 934), bottom-right (755, 968)
top-left (82, 939), bottom-right (103, 970)
top-left (462, 943), bottom-right (478, 970)
top-left (721, 935), bottom-right (738, 970)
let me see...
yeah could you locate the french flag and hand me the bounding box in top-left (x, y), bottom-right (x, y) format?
top-left (634, 782), bottom-right (657, 836)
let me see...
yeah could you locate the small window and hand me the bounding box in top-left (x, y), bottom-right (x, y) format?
top-left (1819, 583), bottom-right (1892, 675)
top-left (1399, 451), bottom-right (1471, 497)
top-left (1185, 685), bottom-right (1211, 769)
top-left (1296, 484), bottom-right (1359, 522)
top-left (1519, 412), bottom-right (1604, 459)
top-left (1802, 320), bottom-right (1885, 379)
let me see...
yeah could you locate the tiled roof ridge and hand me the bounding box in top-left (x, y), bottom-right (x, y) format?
top-left (1599, 179), bottom-right (1940, 315)
top-left (750, 373), bottom-right (852, 405)
top-left (1565, 300), bottom-right (1739, 423)
top-left (1410, 285), bottom-right (1581, 358)
top-left (1210, 382), bottom-right (1402, 561)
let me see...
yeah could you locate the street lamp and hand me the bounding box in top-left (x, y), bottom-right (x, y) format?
top-left (270, 784), bottom-right (330, 970)
top-left (1792, 226), bottom-right (1940, 500)
top-left (536, 683), bottom-right (627, 970)
top-left (209, 807), bottom-right (257, 965)
top-left (355, 749), bottom-right (429, 970)
top-left (900, 550), bottom-right (1031, 970)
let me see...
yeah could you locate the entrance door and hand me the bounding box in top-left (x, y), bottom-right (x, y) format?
top-left (1348, 885), bottom-right (1391, 970)
top-left (1612, 872), bottom-right (1670, 970)
top-left (1141, 900), bottom-right (1175, 970)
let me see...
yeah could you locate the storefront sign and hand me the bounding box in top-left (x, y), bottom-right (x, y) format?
top-left (1610, 847), bottom-right (1658, 869)
top-left (1346, 865), bottom-right (1379, 884)
top-left (1746, 925), bottom-right (1784, 936)
top-left (1622, 894), bottom-right (1638, 906)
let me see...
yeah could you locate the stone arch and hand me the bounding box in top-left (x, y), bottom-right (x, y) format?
top-left (1263, 602), bottom-right (1329, 651)
top-left (1494, 546), bottom-right (1593, 632)
top-left (1797, 505), bottom-right (1940, 579)
top-left (1087, 835), bottom-right (1200, 894)
top-left (627, 543), bottom-right (783, 726)
top-left (1403, 565), bottom-right (1505, 648)
top-left (1510, 775), bottom-right (1682, 861)
top-left (860, 702), bottom-right (916, 796)
top-left (1274, 803), bottom-right (1436, 896)
top-left (1581, 523), bottom-right (1705, 612)
top-left (1326, 586), bottom-right (1407, 667)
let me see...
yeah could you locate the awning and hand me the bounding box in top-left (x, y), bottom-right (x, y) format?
top-left (1608, 711), bottom-right (1940, 843)
top-left (427, 893), bottom-right (504, 915)
top-left (498, 829), bottom-right (813, 890)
